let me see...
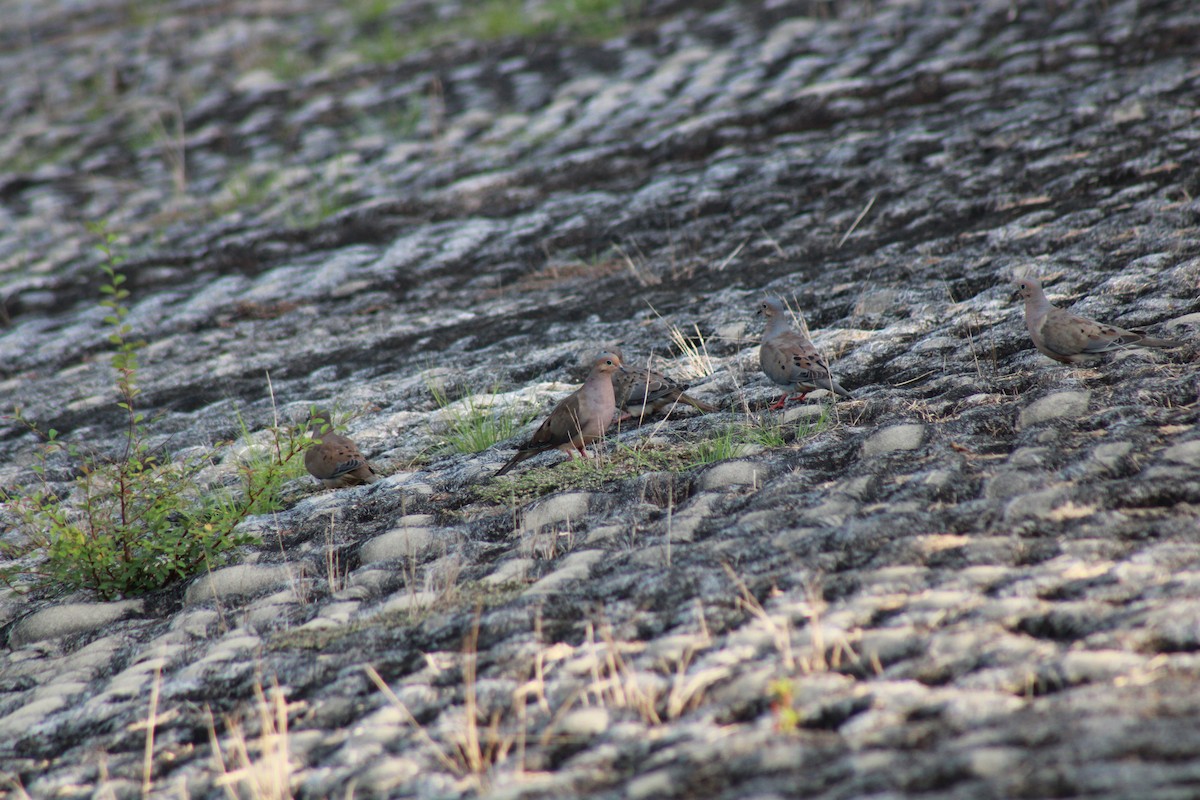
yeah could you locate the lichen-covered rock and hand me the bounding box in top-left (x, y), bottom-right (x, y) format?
top-left (2, 0), bottom-right (1200, 798)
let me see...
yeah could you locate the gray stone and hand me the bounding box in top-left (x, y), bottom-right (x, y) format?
top-left (483, 558), bottom-right (534, 586)
top-left (697, 460), bottom-right (770, 491)
top-left (522, 492), bottom-right (593, 534)
top-left (555, 707), bottom-right (610, 738)
top-left (1162, 439), bottom-right (1200, 467)
top-left (862, 424), bottom-right (925, 457)
top-left (359, 524), bottom-right (439, 564)
top-left (524, 550), bottom-right (606, 595)
top-left (184, 565), bottom-right (293, 606)
top-left (9, 601), bottom-right (142, 647)
top-left (1006, 447), bottom-right (1049, 468)
top-left (1019, 391), bottom-right (1091, 428)
top-left (1091, 441), bottom-right (1133, 471)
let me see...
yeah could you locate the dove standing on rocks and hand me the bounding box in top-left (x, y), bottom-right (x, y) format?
top-left (757, 297), bottom-right (851, 408)
top-left (1016, 275), bottom-right (1183, 364)
top-left (495, 352), bottom-right (624, 476)
top-left (304, 410), bottom-right (380, 489)
top-left (612, 364), bottom-right (718, 421)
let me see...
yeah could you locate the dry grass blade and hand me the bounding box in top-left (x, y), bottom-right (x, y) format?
top-left (669, 322), bottom-right (714, 378)
top-left (837, 194), bottom-right (876, 248)
top-left (715, 237), bottom-right (749, 271)
top-left (363, 666), bottom-right (462, 775)
top-left (365, 615), bottom-right (512, 788)
top-left (614, 241), bottom-right (657, 287)
top-left (644, 301), bottom-right (715, 379)
top-left (582, 621), bottom-right (663, 725)
top-left (143, 659), bottom-right (162, 794)
top-left (723, 563), bottom-right (794, 670)
top-left (0, 771), bottom-right (32, 799)
top-left (207, 679), bottom-right (295, 800)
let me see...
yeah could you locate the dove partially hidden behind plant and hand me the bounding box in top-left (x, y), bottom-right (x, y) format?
top-left (757, 297), bottom-right (851, 409)
top-left (1015, 275), bottom-right (1183, 364)
top-left (495, 352), bottom-right (623, 476)
top-left (304, 409), bottom-right (380, 489)
top-left (612, 362), bottom-right (718, 422)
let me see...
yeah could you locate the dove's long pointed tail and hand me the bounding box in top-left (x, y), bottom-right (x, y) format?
top-left (679, 393), bottom-right (719, 413)
top-left (820, 378), bottom-right (852, 399)
top-left (1135, 335), bottom-right (1183, 349)
top-left (495, 451), bottom-right (530, 477)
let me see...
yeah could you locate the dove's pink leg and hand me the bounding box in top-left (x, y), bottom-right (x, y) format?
top-left (769, 392), bottom-right (807, 410)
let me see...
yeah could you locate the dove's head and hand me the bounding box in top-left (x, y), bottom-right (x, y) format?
top-left (592, 352), bottom-right (623, 375)
top-left (1013, 276), bottom-right (1044, 301)
top-left (756, 297), bottom-right (787, 319)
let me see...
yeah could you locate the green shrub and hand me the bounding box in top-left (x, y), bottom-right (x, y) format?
top-left (0, 224), bottom-right (307, 599)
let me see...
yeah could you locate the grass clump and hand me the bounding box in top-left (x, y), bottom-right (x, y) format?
top-left (690, 426), bottom-right (749, 465)
top-left (430, 383), bottom-right (535, 455)
top-left (475, 406), bottom-right (835, 506)
top-left (0, 224), bottom-right (308, 600)
top-left (477, 441), bottom-right (689, 505)
top-left (689, 408), bottom-right (829, 466)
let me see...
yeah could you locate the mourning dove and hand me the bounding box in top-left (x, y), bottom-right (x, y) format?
top-left (1015, 276), bottom-right (1183, 364)
top-left (495, 352), bottom-right (623, 476)
top-left (757, 297), bottom-right (851, 408)
top-left (612, 363), bottom-right (718, 421)
top-left (304, 410), bottom-right (380, 489)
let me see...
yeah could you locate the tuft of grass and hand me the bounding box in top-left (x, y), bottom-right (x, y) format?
top-left (477, 441), bottom-right (689, 505)
top-left (477, 403), bottom-right (836, 507)
top-left (285, 187), bottom-right (350, 229)
top-left (668, 321), bottom-right (715, 379)
top-left (689, 426), bottom-right (749, 465)
top-left (791, 403), bottom-right (835, 440)
top-left (430, 382), bottom-right (535, 455)
top-left (266, 46), bottom-right (318, 83)
top-left (646, 302), bottom-right (714, 379)
top-left (207, 678), bottom-right (295, 800)
top-left (364, 616), bottom-right (518, 790)
top-left (745, 414), bottom-right (787, 448)
top-left (689, 408), bottom-right (828, 467)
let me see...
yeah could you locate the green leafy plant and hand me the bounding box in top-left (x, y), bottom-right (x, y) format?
top-left (0, 224), bottom-right (307, 599)
top-left (768, 679), bottom-right (801, 733)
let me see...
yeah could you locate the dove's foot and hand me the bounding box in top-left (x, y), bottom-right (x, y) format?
top-left (769, 393), bottom-right (807, 410)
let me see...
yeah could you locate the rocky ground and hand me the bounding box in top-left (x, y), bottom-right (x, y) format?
top-left (2, 0), bottom-right (1200, 797)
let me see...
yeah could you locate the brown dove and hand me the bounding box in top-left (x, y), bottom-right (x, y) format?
top-left (757, 297), bottom-right (851, 408)
top-left (304, 410), bottom-right (380, 488)
top-left (1015, 276), bottom-right (1182, 364)
top-left (495, 352), bottom-right (623, 476)
top-left (612, 363), bottom-right (718, 421)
